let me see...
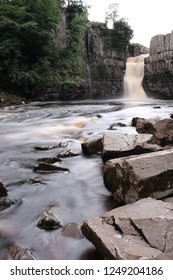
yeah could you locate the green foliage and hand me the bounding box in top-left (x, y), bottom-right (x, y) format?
top-left (0, 0), bottom-right (133, 99)
top-left (0, 0), bottom-right (61, 97)
top-left (112, 18), bottom-right (133, 49)
top-left (59, 0), bottom-right (89, 87)
top-left (0, 0), bottom-right (89, 97)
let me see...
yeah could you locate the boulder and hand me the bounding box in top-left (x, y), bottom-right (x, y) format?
top-left (37, 208), bottom-right (63, 230)
top-left (81, 137), bottom-right (103, 156)
top-left (102, 131), bottom-right (161, 162)
top-left (62, 223), bottom-right (83, 240)
top-left (8, 244), bottom-right (36, 260)
top-left (81, 198), bottom-right (173, 259)
top-left (135, 118), bottom-right (173, 145)
top-left (0, 182), bottom-right (7, 197)
top-left (104, 149), bottom-right (173, 204)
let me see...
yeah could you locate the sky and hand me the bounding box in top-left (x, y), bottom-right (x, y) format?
top-left (85, 0), bottom-right (173, 47)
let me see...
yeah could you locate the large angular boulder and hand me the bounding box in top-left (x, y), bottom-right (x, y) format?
top-left (81, 198), bottom-right (173, 260)
top-left (102, 131), bottom-right (161, 162)
top-left (81, 137), bottom-right (103, 156)
top-left (104, 149), bottom-right (173, 204)
top-left (134, 118), bottom-right (173, 146)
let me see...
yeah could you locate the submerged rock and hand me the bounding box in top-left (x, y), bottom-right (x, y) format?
top-left (8, 244), bottom-right (36, 260)
top-left (33, 162), bottom-right (69, 173)
top-left (37, 157), bottom-right (62, 164)
top-left (29, 178), bottom-right (46, 185)
top-left (81, 198), bottom-right (173, 260)
top-left (0, 197), bottom-right (22, 211)
top-left (104, 149), bottom-right (173, 203)
top-left (34, 145), bottom-right (56, 151)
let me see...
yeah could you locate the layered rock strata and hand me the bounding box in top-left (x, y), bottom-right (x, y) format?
top-left (81, 198), bottom-right (173, 260)
top-left (143, 31), bottom-right (173, 99)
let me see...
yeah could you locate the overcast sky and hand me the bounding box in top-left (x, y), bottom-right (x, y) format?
top-left (85, 0), bottom-right (173, 47)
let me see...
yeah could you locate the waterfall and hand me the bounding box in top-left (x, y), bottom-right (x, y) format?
top-left (123, 54), bottom-right (149, 100)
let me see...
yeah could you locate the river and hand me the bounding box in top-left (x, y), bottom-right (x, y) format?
top-left (0, 98), bottom-right (173, 259)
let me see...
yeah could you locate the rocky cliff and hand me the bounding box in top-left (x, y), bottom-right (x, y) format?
top-left (143, 31), bottom-right (173, 99)
top-left (84, 24), bottom-right (126, 99)
top-left (47, 17), bottom-right (128, 100)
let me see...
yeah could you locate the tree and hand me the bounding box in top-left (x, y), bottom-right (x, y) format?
top-left (113, 18), bottom-right (134, 49)
top-left (105, 3), bottom-right (119, 28)
top-left (0, 0), bottom-right (61, 97)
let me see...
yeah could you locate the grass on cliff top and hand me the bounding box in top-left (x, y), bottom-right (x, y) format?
top-left (0, 92), bottom-right (27, 107)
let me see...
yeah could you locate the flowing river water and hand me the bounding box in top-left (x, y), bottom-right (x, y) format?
top-left (0, 99), bottom-right (173, 260)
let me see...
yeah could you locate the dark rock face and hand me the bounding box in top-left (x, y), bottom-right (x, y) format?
top-left (81, 198), bottom-right (173, 259)
top-left (143, 32), bottom-right (173, 99)
top-left (0, 182), bottom-right (7, 197)
top-left (45, 18), bottom-right (127, 100)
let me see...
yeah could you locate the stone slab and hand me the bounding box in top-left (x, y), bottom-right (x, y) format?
top-left (104, 149), bottom-right (173, 203)
top-left (81, 198), bottom-right (173, 260)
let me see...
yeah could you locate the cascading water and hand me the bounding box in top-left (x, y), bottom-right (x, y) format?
top-left (123, 54), bottom-right (149, 100)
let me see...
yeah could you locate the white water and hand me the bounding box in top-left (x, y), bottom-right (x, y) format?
top-left (123, 55), bottom-right (149, 100)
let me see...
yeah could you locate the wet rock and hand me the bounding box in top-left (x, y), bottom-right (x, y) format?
top-left (37, 157), bottom-right (62, 164)
top-left (0, 197), bottom-right (22, 211)
top-left (62, 223), bottom-right (84, 239)
top-left (81, 137), bottom-right (103, 156)
top-left (96, 114), bottom-right (102, 118)
top-left (33, 162), bottom-right (69, 173)
top-left (104, 149), bottom-right (173, 204)
top-left (131, 117), bottom-right (145, 127)
top-left (37, 208), bottom-right (62, 230)
top-left (102, 131), bottom-right (161, 162)
top-left (108, 123), bottom-right (127, 130)
top-left (135, 118), bottom-right (173, 145)
top-left (55, 148), bottom-right (80, 158)
top-left (153, 106), bottom-right (161, 109)
top-left (8, 244), bottom-right (36, 260)
top-left (81, 198), bottom-right (173, 260)
top-left (29, 178), bottom-right (46, 185)
top-left (34, 145), bottom-right (57, 151)
top-left (0, 181), bottom-right (7, 197)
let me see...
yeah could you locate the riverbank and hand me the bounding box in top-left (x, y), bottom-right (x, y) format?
top-left (0, 92), bottom-right (28, 107)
